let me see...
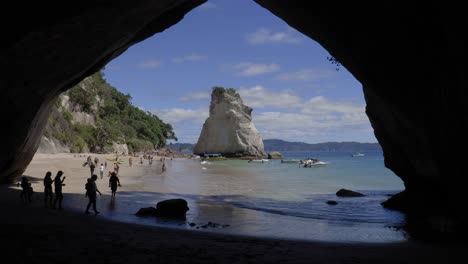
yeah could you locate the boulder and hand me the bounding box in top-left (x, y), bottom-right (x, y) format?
top-left (135, 207), bottom-right (158, 216)
top-left (155, 198), bottom-right (189, 218)
top-left (268, 152), bottom-right (283, 159)
top-left (336, 189), bottom-right (365, 197)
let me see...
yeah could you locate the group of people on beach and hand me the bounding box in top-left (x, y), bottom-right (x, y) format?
top-left (20, 152), bottom-right (170, 215)
top-left (20, 171), bottom-right (66, 209)
top-left (19, 164), bottom-right (121, 215)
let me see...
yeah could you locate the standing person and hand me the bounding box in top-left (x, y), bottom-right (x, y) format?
top-left (94, 157), bottom-right (99, 167)
top-left (85, 174), bottom-right (102, 215)
top-left (89, 162), bottom-right (96, 177)
top-left (99, 163), bottom-right (104, 179)
top-left (19, 177), bottom-right (32, 204)
top-left (104, 160), bottom-right (107, 169)
top-left (53, 171), bottom-right (66, 210)
top-left (108, 172), bottom-right (121, 199)
top-left (113, 162), bottom-right (120, 175)
top-left (129, 157), bottom-right (132, 167)
top-left (43, 171), bottom-right (53, 208)
top-left (162, 161), bottom-right (166, 174)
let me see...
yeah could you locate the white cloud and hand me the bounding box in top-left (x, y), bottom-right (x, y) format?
top-left (238, 86), bottom-right (301, 108)
top-left (151, 108), bottom-right (208, 125)
top-left (253, 103), bottom-right (371, 142)
top-left (138, 60), bottom-right (162, 69)
top-left (180, 92), bottom-right (210, 101)
top-left (172, 54), bottom-right (207, 63)
top-left (151, 108), bottom-right (209, 144)
top-left (246, 28), bottom-right (302, 45)
top-left (277, 68), bottom-right (335, 81)
top-left (301, 96), bottom-right (366, 116)
top-left (233, 62), bottom-right (280, 76)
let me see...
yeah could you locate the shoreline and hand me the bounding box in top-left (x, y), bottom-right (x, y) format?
top-left (4, 152), bottom-right (467, 263)
top-left (2, 186), bottom-right (465, 263)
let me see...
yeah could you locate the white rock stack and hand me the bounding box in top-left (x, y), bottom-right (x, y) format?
top-left (193, 87), bottom-right (265, 157)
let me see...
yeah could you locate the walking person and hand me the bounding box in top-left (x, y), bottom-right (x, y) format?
top-left (108, 172), bottom-right (121, 199)
top-left (129, 157), bottom-right (132, 167)
top-left (43, 171), bottom-right (53, 207)
top-left (89, 162), bottom-right (96, 177)
top-left (162, 161), bottom-right (166, 174)
top-left (113, 162), bottom-right (120, 175)
top-left (85, 174), bottom-right (102, 215)
top-left (99, 163), bottom-right (104, 179)
top-left (53, 171), bottom-right (66, 210)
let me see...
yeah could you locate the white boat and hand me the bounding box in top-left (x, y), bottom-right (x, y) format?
top-left (352, 152), bottom-right (365, 157)
top-left (300, 159), bottom-right (329, 167)
top-left (248, 159), bottom-right (271, 163)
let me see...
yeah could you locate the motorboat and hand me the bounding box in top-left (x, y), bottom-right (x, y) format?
top-left (352, 152), bottom-right (365, 157)
top-left (300, 158), bottom-right (329, 167)
top-left (248, 159), bottom-right (271, 163)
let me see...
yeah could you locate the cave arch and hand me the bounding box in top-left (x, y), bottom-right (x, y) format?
top-left (1, 0), bottom-right (467, 236)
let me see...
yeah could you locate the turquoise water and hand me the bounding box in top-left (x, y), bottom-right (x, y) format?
top-left (73, 151), bottom-right (409, 243)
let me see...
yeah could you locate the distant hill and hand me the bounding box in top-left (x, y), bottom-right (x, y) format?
top-left (263, 139), bottom-right (381, 152)
top-left (167, 139), bottom-right (381, 153)
top-left (166, 143), bottom-right (195, 153)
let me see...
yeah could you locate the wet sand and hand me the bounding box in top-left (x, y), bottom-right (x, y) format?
top-left (2, 153), bottom-right (465, 263)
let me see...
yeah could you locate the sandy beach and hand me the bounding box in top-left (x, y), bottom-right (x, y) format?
top-left (2, 153), bottom-right (466, 263)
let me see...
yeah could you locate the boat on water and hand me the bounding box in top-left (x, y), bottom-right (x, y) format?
top-left (300, 158), bottom-right (329, 167)
top-left (248, 159), bottom-right (271, 163)
top-left (352, 152), bottom-right (365, 157)
top-left (281, 159), bottom-right (300, 164)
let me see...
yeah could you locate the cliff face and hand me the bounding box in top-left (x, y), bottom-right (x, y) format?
top-left (193, 87), bottom-right (265, 157)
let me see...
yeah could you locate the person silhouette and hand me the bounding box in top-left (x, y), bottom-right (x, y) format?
top-left (108, 172), bottom-right (121, 199)
top-left (19, 176), bottom-right (33, 204)
top-left (43, 171), bottom-right (53, 207)
top-left (53, 171), bottom-right (66, 210)
top-left (85, 174), bottom-right (102, 215)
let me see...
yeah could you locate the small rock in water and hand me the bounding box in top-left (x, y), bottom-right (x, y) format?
top-left (326, 200), bottom-right (338, 205)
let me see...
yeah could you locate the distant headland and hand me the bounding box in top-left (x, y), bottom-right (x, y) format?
top-left (168, 139), bottom-right (381, 153)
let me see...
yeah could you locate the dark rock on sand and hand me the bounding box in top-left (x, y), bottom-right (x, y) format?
top-left (156, 198), bottom-right (189, 218)
top-left (336, 189), bottom-right (365, 197)
top-left (136, 207), bottom-right (158, 216)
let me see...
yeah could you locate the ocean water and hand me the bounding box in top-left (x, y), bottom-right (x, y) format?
top-left (90, 151), bottom-right (408, 243)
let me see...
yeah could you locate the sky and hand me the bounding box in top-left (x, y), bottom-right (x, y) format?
top-left (102, 0), bottom-right (376, 144)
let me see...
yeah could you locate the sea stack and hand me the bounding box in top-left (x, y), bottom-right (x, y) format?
top-left (193, 87), bottom-right (265, 157)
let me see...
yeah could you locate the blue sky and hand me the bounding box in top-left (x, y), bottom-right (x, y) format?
top-left (103, 0), bottom-right (376, 144)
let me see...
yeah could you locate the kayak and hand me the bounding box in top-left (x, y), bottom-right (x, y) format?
top-left (106, 158), bottom-right (125, 163)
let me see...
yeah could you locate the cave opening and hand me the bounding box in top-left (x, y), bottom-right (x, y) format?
top-left (15, 0), bottom-right (409, 243)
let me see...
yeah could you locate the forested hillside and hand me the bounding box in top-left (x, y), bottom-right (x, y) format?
top-left (41, 71), bottom-right (176, 153)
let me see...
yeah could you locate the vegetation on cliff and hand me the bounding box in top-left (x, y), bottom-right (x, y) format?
top-left (43, 71), bottom-right (176, 153)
